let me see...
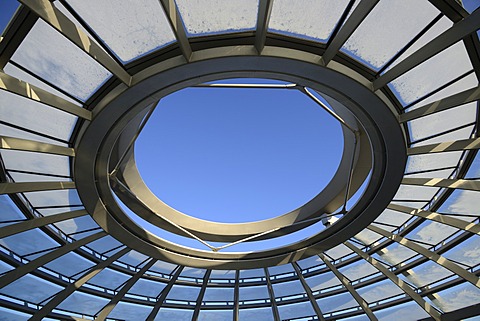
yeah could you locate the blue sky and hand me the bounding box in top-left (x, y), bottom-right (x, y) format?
top-left (135, 80), bottom-right (344, 223)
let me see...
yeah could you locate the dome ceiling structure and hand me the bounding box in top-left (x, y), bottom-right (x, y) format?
top-left (0, 0), bottom-right (479, 320)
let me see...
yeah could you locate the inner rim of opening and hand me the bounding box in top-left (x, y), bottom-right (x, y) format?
top-left (134, 79), bottom-right (345, 223)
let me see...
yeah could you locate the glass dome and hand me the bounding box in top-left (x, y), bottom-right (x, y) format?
top-left (0, 0), bottom-right (479, 320)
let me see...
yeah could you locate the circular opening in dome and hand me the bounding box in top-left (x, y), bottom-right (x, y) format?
top-left (135, 79), bottom-right (344, 223)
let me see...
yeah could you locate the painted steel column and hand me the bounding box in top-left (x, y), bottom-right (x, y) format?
top-left (255, 0), bottom-right (274, 54)
top-left (344, 242), bottom-right (443, 321)
top-left (264, 268), bottom-right (280, 321)
top-left (0, 231), bottom-right (106, 289)
top-left (29, 247), bottom-right (130, 321)
top-left (192, 270), bottom-right (212, 321)
top-left (233, 270), bottom-right (240, 321)
top-left (291, 262), bottom-right (326, 321)
top-left (95, 259), bottom-right (157, 320)
top-left (318, 254), bottom-right (378, 321)
top-left (145, 266), bottom-right (184, 321)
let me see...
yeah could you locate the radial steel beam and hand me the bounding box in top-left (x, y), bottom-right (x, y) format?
top-left (30, 247), bottom-right (130, 321)
top-left (322, 0), bottom-right (380, 65)
top-left (368, 225), bottom-right (480, 288)
top-left (158, 0), bottom-right (192, 61)
top-left (233, 270), bottom-right (240, 321)
top-left (264, 268), bottom-right (280, 321)
top-left (344, 242), bottom-right (442, 321)
top-left (0, 71), bottom-right (92, 120)
top-left (96, 259), bottom-right (157, 320)
top-left (18, 0), bottom-right (132, 86)
top-left (255, 0), bottom-right (274, 54)
top-left (0, 136), bottom-right (74, 156)
top-left (374, 8), bottom-right (480, 90)
top-left (292, 262), bottom-right (326, 321)
top-left (0, 181), bottom-right (75, 194)
top-left (388, 203), bottom-right (480, 235)
top-left (192, 270), bottom-right (212, 321)
top-left (145, 266), bottom-right (184, 321)
top-left (399, 87), bottom-right (480, 123)
top-left (0, 231), bottom-right (106, 290)
top-left (407, 137), bottom-right (480, 155)
top-left (0, 209), bottom-right (87, 239)
top-left (317, 254), bottom-right (378, 321)
top-left (401, 177), bottom-right (480, 192)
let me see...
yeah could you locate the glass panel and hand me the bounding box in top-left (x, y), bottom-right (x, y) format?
top-left (406, 220), bottom-right (459, 246)
top-left (85, 235), bottom-right (122, 254)
top-left (269, 0), bottom-right (350, 42)
top-left (0, 307), bottom-right (31, 321)
top-left (239, 306), bottom-right (274, 321)
top-left (0, 228), bottom-right (59, 256)
top-left (277, 301), bottom-right (315, 320)
top-left (54, 216), bottom-right (99, 237)
top-left (166, 284), bottom-right (201, 301)
top-left (3, 63), bottom-right (81, 105)
top-left (443, 236), bottom-right (480, 268)
top-left (356, 279), bottom-right (404, 303)
top-left (0, 124), bottom-right (66, 146)
top-left (118, 250), bottom-right (149, 267)
top-left (408, 103), bottom-right (476, 142)
top-left (203, 287), bottom-right (234, 302)
top-left (44, 252), bottom-right (95, 278)
top-left (0, 194), bottom-right (26, 222)
top-left (38, 206), bottom-right (84, 217)
top-left (239, 268), bottom-right (265, 280)
top-left (406, 152), bottom-right (463, 174)
top-left (316, 291), bottom-right (357, 313)
top-left (108, 301), bottom-right (153, 320)
top-left (400, 261), bottom-right (453, 288)
top-left (180, 267), bottom-right (206, 279)
top-left (386, 16), bottom-right (452, 72)
top-left (354, 229), bottom-right (382, 246)
top-left (210, 269), bottom-right (236, 280)
top-left (11, 20), bottom-right (111, 101)
top-left (175, 0), bottom-right (258, 36)
top-left (66, 0), bottom-right (175, 63)
top-left (23, 190), bottom-right (82, 208)
top-left (0, 90), bottom-right (77, 141)
top-left (0, 274), bottom-right (63, 304)
top-left (150, 260), bottom-right (177, 275)
top-left (374, 209), bottom-right (411, 229)
top-left (305, 271), bottom-right (341, 292)
top-left (427, 282), bottom-right (480, 312)
top-left (439, 190), bottom-right (480, 219)
top-left (342, 0), bottom-right (439, 70)
top-left (87, 268), bottom-right (130, 289)
top-left (339, 260), bottom-right (378, 282)
top-left (198, 309), bottom-right (232, 321)
top-left (374, 301), bottom-right (430, 321)
top-left (272, 279), bottom-right (305, 297)
top-left (390, 42), bottom-right (473, 106)
top-left (155, 308), bottom-right (193, 321)
top-left (57, 291), bottom-right (109, 316)
top-left (325, 243), bottom-right (352, 260)
top-left (8, 172), bottom-right (71, 183)
top-left (0, 260), bottom-right (14, 274)
top-left (394, 185), bottom-right (439, 202)
top-left (268, 263), bottom-right (294, 276)
top-left (239, 285), bottom-right (269, 302)
top-left (296, 255), bottom-right (323, 270)
top-left (1, 151), bottom-right (70, 176)
top-left (128, 278), bottom-right (165, 298)
top-left (466, 152), bottom-right (480, 179)
top-left (373, 243), bottom-right (418, 266)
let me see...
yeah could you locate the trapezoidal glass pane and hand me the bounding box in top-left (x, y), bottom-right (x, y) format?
top-left (11, 20), bottom-right (111, 101)
top-left (66, 0), bottom-right (175, 63)
top-left (175, 0), bottom-right (259, 36)
top-left (342, 0), bottom-right (439, 70)
top-left (268, 0), bottom-right (351, 42)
